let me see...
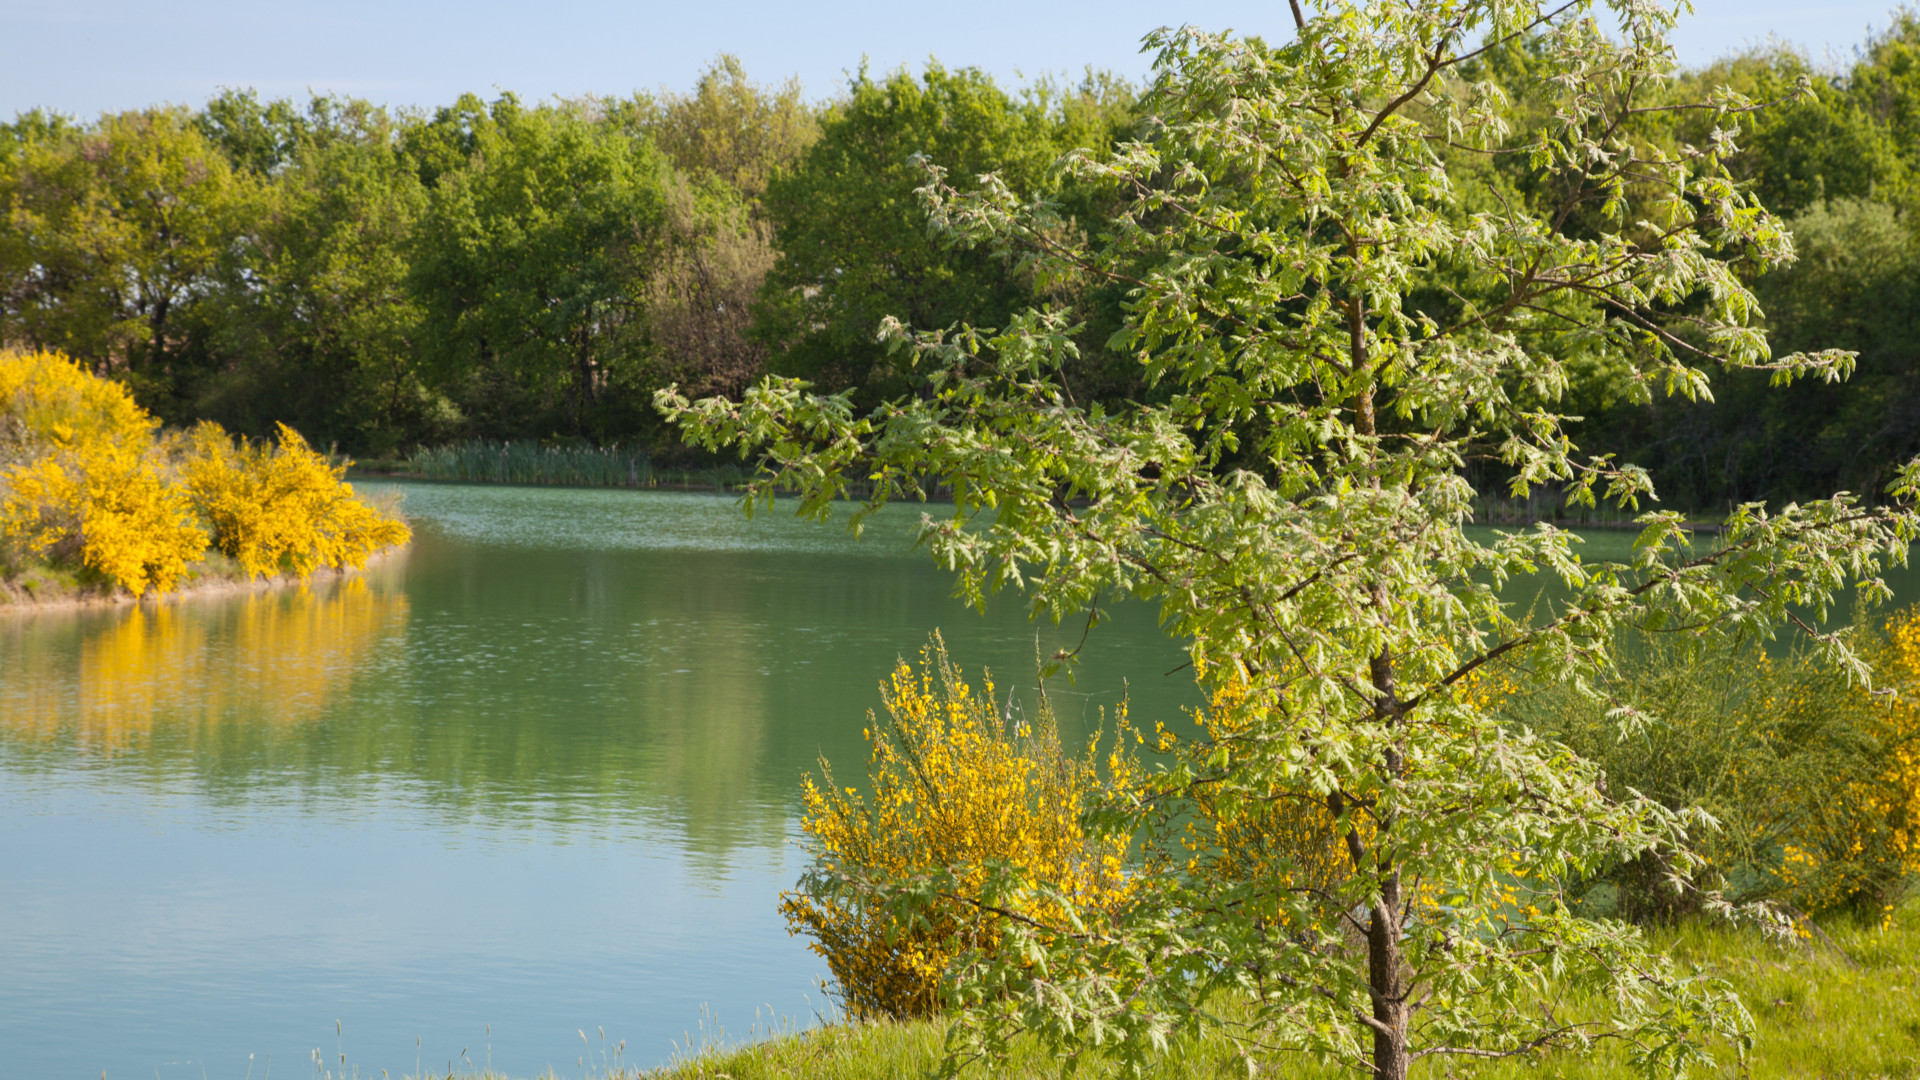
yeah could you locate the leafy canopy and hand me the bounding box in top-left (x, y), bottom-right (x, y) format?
top-left (662, 1), bottom-right (1920, 1077)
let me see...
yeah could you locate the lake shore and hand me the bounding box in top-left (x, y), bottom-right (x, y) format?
top-left (625, 904), bottom-right (1917, 1080)
top-left (0, 542), bottom-right (409, 615)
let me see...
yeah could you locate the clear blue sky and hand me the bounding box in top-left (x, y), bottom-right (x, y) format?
top-left (0, 0), bottom-right (1901, 118)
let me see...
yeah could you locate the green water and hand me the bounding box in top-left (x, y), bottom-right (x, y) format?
top-left (0, 483), bottom-right (1192, 1079)
top-left (1, 484), bottom-right (1910, 1078)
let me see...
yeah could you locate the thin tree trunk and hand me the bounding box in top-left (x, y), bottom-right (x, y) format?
top-left (1348, 287), bottom-right (1411, 1080)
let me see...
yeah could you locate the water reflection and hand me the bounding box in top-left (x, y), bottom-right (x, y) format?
top-left (6, 483), bottom-right (1912, 1079)
top-left (0, 483), bottom-right (1193, 855)
top-left (2, 575), bottom-right (410, 753)
top-left (0, 483), bottom-right (1202, 1080)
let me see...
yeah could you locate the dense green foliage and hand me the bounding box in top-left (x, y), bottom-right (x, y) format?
top-left (755, 66), bottom-right (1137, 405)
top-left (0, 58), bottom-right (1137, 464)
top-left (661, 0), bottom-right (1920, 1075)
top-left (10, 22), bottom-right (1920, 501)
top-left (1506, 608), bottom-right (1920, 925)
top-left (1559, 16), bottom-right (1920, 506)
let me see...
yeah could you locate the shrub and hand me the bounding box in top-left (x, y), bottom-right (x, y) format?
top-left (780, 635), bottom-right (1138, 1021)
top-left (182, 420), bottom-right (410, 579)
top-left (0, 349), bottom-right (204, 594)
top-left (1179, 677), bottom-right (1362, 930)
top-left (0, 347), bottom-right (409, 596)
top-left (1507, 608), bottom-right (1920, 922)
top-left (0, 438), bottom-right (204, 596)
top-left (0, 348), bottom-right (154, 462)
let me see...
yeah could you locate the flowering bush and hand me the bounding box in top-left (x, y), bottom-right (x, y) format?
top-left (1771, 606), bottom-right (1920, 918)
top-left (0, 348), bottom-right (408, 596)
top-left (0, 348), bottom-right (154, 458)
top-left (1511, 608), bottom-right (1920, 922)
top-left (1, 438), bottom-right (205, 596)
top-left (182, 421), bottom-right (409, 579)
top-left (781, 635), bottom-right (1139, 1021)
top-left (1178, 677), bottom-right (1360, 931)
top-left (0, 350), bottom-right (205, 594)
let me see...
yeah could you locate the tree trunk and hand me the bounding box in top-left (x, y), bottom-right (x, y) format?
top-left (1367, 888), bottom-right (1410, 1080)
top-left (1348, 287), bottom-right (1412, 1080)
top-left (145, 294), bottom-right (170, 372)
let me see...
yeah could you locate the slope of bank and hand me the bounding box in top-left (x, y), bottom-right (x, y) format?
top-left (615, 905), bottom-right (1918, 1080)
top-left (0, 542), bottom-right (408, 614)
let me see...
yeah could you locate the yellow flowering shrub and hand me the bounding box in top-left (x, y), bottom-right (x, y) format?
top-left (1876, 609), bottom-right (1920, 868)
top-left (0, 350), bottom-right (204, 595)
top-left (1180, 677), bottom-right (1358, 925)
top-left (1, 438), bottom-right (204, 596)
top-left (1767, 606), bottom-right (1920, 918)
top-left (0, 348), bottom-right (154, 458)
top-left (781, 635), bottom-right (1139, 1021)
top-left (182, 421), bottom-right (410, 579)
top-left (1179, 673), bottom-right (1521, 936)
top-left (1, 348), bottom-right (408, 597)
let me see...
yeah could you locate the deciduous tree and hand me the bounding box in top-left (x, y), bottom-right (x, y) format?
top-left (411, 97), bottom-right (669, 438)
top-left (662, 2), bottom-right (1920, 1077)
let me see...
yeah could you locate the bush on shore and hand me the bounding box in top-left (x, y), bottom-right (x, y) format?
top-left (0, 348), bottom-right (409, 597)
top-left (1505, 608), bottom-right (1920, 924)
top-left (780, 634), bottom-right (1138, 1021)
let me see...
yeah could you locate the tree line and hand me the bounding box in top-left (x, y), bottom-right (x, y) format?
top-left (4, 22), bottom-right (1920, 506)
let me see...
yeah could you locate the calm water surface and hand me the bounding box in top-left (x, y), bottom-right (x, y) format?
top-left (3, 486), bottom-right (1912, 1078)
top-left (0, 483), bottom-right (1193, 1079)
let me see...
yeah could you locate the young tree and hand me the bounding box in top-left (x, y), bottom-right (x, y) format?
top-left (641, 175), bottom-right (778, 400)
top-left (662, 2), bottom-right (1920, 1078)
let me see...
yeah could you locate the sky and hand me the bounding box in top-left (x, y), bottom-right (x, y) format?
top-left (0, 0), bottom-right (1904, 118)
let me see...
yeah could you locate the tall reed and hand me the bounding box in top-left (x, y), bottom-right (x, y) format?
top-left (405, 441), bottom-right (750, 490)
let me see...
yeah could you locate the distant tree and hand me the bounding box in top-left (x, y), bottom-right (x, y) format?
top-left (194, 88), bottom-right (312, 178)
top-left (397, 92), bottom-right (498, 191)
top-left (642, 176), bottom-right (777, 400)
top-left (754, 64), bottom-right (1132, 404)
top-left (611, 54), bottom-right (818, 212)
top-left (410, 96), bottom-right (670, 439)
top-left (194, 97), bottom-right (441, 455)
top-left (0, 108), bottom-right (253, 412)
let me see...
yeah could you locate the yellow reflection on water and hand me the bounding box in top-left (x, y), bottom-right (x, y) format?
top-left (0, 575), bottom-right (408, 752)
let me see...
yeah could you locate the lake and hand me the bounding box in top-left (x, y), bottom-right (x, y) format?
top-left (0, 482), bottom-right (1193, 1079)
top-left (3, 483), bottom-right (1912, 1079)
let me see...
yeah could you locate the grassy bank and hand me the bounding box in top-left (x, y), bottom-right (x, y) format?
top-left (440, 904), bottom-right (1918, 1080)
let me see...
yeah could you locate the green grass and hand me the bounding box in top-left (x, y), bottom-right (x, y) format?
top-left (444, 903), bottom-right (1919, 1080)
top-left (398, 440), bottom-right (750, 491)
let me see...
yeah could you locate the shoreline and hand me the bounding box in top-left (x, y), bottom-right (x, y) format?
top-left (0, 542), bottom-right (410, 616)
top-left (355, 472), bottom-right (1727, 533)
top-left (350, 469), bottom-right (749, 494)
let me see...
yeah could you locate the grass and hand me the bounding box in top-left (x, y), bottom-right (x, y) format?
top-left (0, 548), bottom-right (255, 608)
top-left (394, 440), bottom-right (751, 491)
top-left (422, 902), bottom-right (1919, 1080)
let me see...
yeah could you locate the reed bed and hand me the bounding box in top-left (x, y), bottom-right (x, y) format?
top-left (1468, 492), bottom-right (1706, 531)
top-left (403, 441), bottom-right (749, 490)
